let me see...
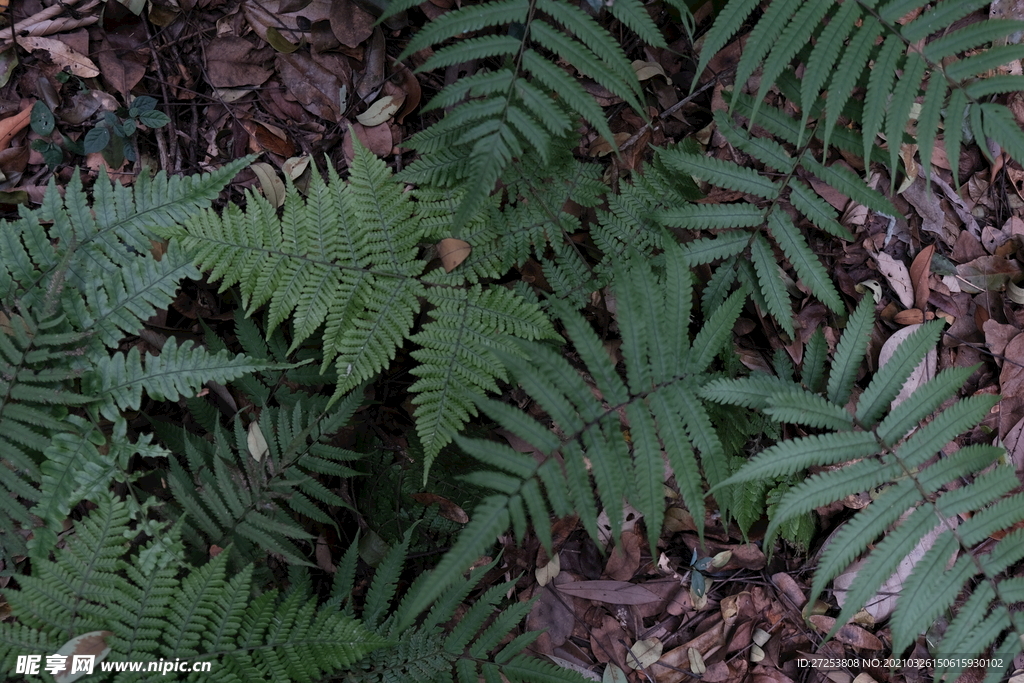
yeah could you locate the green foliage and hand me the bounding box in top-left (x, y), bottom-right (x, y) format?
top-left (0, 160), bottom-right (266, 561)
top-left (340, 529), bottom-right (589, 683)
top-left (655, 101), bottom-right (888, 337)
top-left (31, 96), bottom-right (170, 168)
top-left (0, 495), bottom-right (388, 682)
top-left (385, 0), bottom-right (664, 227)
top-left (703, 296), bottom-right (1024, 680)
top-left (395, 241), bottom-right (776, 625)
top-left (698, 0), bottom-right (1024, 187)
top-left (159, 141), bottom-right (560, 473)
top-left (152, 393), bottom-right (363, 568)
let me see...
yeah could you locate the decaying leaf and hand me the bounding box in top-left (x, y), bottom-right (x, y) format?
top-left (410, 492), bottom-right (469, 524)
top-left (251, 162), bottom-right (286, 208)
top-left (627, 638), bottom-right (663, 669)
top-left (808, 615), bottom-right (883, 650)
top-left (535, 552), bottom-right (560, 586)
top-left (437, 238), bottom-right (471, 272)
top-left (18, 36), bottom-right (99, 77)
top-left (557, 580), bottom-right (659, 605)
top-left (357, 95), bottom-right (403, 127)
top-left (246, 419), bottom-right (270, 461)
top-left (53, 631), bottom-right (113, 683)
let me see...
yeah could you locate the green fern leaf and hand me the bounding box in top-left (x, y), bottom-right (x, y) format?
top-left (693, 0), bottom-right (760, 87)
top-left (664, 152), bottom-right (780, 199)
top-left (821, 17), bottom-right (883, 153)
top-left (729, 0), bottom-right (804, 111)
top-left (901, 0), bottom-right (997, 39)
top-left (788, 181), bottom-right (854, 241)
top-left (679, 232), bottom-right (751, 265)
top-left (885, 52), bottom-right (927, 186)
top-left (862, 35), bottom-right (904, 173)
top-left (855, 321), bottom-right (944, 424)
top-left (876, 366), bottom-right (974, 445)
top-left (763, 389), bottom-right (853, 430)
top-left (916, 75), bottom-right (948, 183)
top-left (750, 233), bottom-right (794, 336)
top-left (607, 0), bottom-right (666, 48)
top-left (720, 431), bottom-right (879, 485)
top-left (402, 0), bottom-right (529, 55)
top-left (657, 203), bottom-right (764, 230)
top-left (748, 0), bottom-right (834, 128)
top-left (799, 2), bottom-right (861, 140)
top-left (766, 212), bottom-right (843, 313)
top-left (87, 337), bottom-right (269, 421)
top-left (395, 495), bottom-right (511, 630)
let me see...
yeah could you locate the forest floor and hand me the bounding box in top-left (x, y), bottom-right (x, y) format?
top-left (2, 0), bottom-right (1024, 681)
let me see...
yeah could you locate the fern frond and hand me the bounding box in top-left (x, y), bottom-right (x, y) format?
top-left (397, 0), bottom-right (654, 227)
top-left (86, 337), bottom-right (271, 421)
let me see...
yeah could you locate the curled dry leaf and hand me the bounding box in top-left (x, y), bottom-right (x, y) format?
top-left (535, 552), bottom-right (560, 586)
top-left (357, 94), bottom-right (403, 127)
top-left (437, 238), bottom-right (471, 272)
top-left (282, 154), bottom-right (311, 180)
top-left (909, 244), bottom-right (934, 311)
top-left (0, 106), bottom-right (32, 151)
top-left (251, 162), bottom-right (286, 208)
top-left (771, 572), bottom-right (807, 608)
top-left (632, 59), bottom-right (668, 82)
top-left (409, 492), bottom-right (469, 523)
top-left (807, 615), bottom-right (883, 650)
top-left (18, 36), bottom-right (99, 77)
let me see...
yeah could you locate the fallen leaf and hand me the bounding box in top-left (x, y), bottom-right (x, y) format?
top-left (909, 244), bottom-right (934, 311)
top-left (247, 419), bottom-right (270, 461)
top-left (955, 255), bottom-right (1021, 293)
top-left (557, 580), bottom-right (660, 605)
top-left (18, 36), bottom-right (99, 77)
top-left (603, 664), bottom-right (628, 683)
top-left (342, 122), bottom-right (392, 160)
top-left (410, 492), bottom-right (469, 523)
top-left (329, 0), bottom-right (376, 47)
top-left (628, 638), bottom-right (663, 669)
top-left (206, 37), bottom-right (273, 88)
top-left (0, 106), bottom-right (32, 151)
top-left (266, 26), bottom-right (300, 53)
top-left (535, 552), bottom-right (560, 586)
top-left (277, 51), bottom-right (344, 121)
top-left (437, 237), bottom-right (471, 272)
top-left (632, 60), bottom-right (668, 82)
top-left (832, 515), bottom-right (956, 621)
top-left (282, 155), bottom-right (311, 180)
top-left (52, 631), bottom-right (113, 683)
top-left (251, 162), bottom-right (286, 208)
top-left (357, 95), bottom-right (403, 127)
top-left (807, 615), bottom-right (883, 650)
top-left (1000, 333), bottom-right (1024, 399)
top-left (877, 324), bottom-right (937, 410)
top-left (871, 250), bottom-right (915, 308)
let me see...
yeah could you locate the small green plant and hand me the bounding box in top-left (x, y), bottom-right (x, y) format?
top-left (30, 95), bottom-right (170, 168)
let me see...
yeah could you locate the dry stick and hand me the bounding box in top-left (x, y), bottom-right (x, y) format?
top-left (620, 75), bottom-right (721, 152)
top-left (144, 22), bottom-right (177, 173)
